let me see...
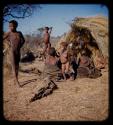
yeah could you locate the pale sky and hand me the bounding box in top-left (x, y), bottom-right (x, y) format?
top-left (3, 4), bottom-right (108, 37)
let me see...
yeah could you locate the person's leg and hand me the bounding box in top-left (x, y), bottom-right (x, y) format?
top-left (65, 62), bottom-right (69, 74)
top-left (15, 62), bottom-right (21, 86)
top-left (12, 53), bottom-right (20, 86)
top-left (62, 64), bottom-right (66, 80)
top-left (14, 64), bottom-right (20, 86)
top-left (43, 44), bottom-right (48, 59)
top-left (10, 52), bottom-right (16, 81)
top-left (47, 43), bottom-right (51, 54)
top-left (43, 44), bottom-right (48, 54)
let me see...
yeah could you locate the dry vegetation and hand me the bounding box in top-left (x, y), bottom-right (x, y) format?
top-left (3, 15), bottom-right (109, 121)
top-left (3, 59), bottom-right (109, 121)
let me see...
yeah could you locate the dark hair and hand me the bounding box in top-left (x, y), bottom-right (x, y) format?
top-left (45, 27), bottom-right (49, 30)
top-left (60, 42), bottom-right (68, 48)
top-left (9, 20), bottom-right (18, 27)
top-left (49, 47), bottom-right (56, 57)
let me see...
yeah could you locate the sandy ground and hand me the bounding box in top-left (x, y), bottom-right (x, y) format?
top-left (3, 59), bottom-right (109, 121)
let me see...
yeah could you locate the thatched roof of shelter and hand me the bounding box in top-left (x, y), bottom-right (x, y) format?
top-left (56, 15), bottom-right (108, 68)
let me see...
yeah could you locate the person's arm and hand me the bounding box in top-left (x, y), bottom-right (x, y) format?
top-left (49, 27), bottom-right (52, 34)
top-left (3, 32), bottom-right (11, 47)
top-left (3, 32), bottom-right (10, 40)
top-left (3, 32), bottom-right (11, 55)
top-left (20, 32), bottom-right (25, 48)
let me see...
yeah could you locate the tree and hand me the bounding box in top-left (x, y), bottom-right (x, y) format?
top-left (3, 4), bottom-right (42, 22)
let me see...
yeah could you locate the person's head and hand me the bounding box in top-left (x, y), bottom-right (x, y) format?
top-left (44, 27), bottom-right (49, 33)
top-left (9, 20), bottom-right (18, 32)
top-left (48, 47), bottom-right (56, 57)
top-left (60, 42), bottom-right (68, 50)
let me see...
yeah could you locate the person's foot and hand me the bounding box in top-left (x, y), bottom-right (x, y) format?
top-left (69, 76), bottom-right (74, 81)
top-left (63, 76), bottom-right (67, 81)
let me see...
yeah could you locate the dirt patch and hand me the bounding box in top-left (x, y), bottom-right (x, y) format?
top-left (3, 59), bottom-right (109, 121)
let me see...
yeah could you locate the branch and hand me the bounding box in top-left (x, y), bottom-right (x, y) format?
top-left (7, 12), bottom-right (31, 19)
top-left (3, 18), bottom-right (9, 23)
top-left (3, 4), bottom-right (41, 21)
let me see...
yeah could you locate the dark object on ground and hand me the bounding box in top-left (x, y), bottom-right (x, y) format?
top-left (20, 51), bottom-right (35, 63)
top-left (19, 68), bottom-right (42, 75)
top-left (88, 68), bottom-right (102, 78)
top-left (55, 73), bottom-right (63, 81)
top-left (30, 80), bottom-right (57, 102)
top-left (77, 66), bottom-right (102, 78)
top-left (70, 72), bottom-right (76, 80)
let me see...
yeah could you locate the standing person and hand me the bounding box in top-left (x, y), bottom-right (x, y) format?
top-left (43, 27), bottom-right (52, 56)
top-left (3, 20), bottom-right (25, 87)
top-left (59, 42), bottom-right (70, 80)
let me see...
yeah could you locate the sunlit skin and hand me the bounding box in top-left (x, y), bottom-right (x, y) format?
top-left (3, 21), bottom-right (25, 87)
top-left (43, 27), bottom-right (52, 56)
top-left (59, 44), bottom-right (69, 80)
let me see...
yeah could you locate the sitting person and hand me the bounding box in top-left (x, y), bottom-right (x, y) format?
top-left (94, 51), bottom-right (106, 69)
top-left (43, 47), bottom-right (62, 82)
top-left (77, 50), bottom-right (102, 78)
top-left (79, 50), bottom-right (93, 68)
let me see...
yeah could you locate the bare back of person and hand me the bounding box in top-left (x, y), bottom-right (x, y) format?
top-left (44, 49), bottom-right (61, 81)
top-left (79, 55), bottom-right (90, 67)
top-left (45, 55), bottom-right (58, 66)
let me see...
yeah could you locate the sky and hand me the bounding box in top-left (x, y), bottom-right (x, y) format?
top-left (3, 4), bottom-right (108, 37)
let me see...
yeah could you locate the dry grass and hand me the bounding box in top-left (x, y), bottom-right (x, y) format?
top-left (3, 15), bottom-right (109, 121)
top-left (3, 59), bottom-right (109, 121)
top-left (57, 15), bottom-right (108, 59)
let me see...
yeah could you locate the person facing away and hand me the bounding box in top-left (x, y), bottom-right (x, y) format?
top-left (3, 20), bottom-right (25, 87)
top-left (59, 42), bottom-right (70, 80)
top-left (43, 26), bottom-right (52, 56)
top-left (45, 47), bottom-right (60, 67)
top-left (44, 47), bottom-right (61, 81)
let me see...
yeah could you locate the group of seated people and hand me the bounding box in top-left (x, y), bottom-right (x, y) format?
top-left (43, 41), bottom-right (102, 82)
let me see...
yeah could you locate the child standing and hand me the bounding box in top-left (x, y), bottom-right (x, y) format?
top-left (3, 20), bottom-right (25, 87)
top-left (59, 42), bottom-right (69, 80)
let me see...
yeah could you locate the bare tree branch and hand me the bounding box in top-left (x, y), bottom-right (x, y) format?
top-left (3, 4), bottom-right (41, 22)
